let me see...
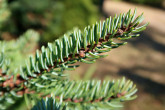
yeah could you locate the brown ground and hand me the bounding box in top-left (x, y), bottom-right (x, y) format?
top-left (70, 0), bottom-right (165, 110)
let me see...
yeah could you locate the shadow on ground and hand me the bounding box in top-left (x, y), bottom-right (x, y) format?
top-left (128, 30), bottom-right (165, 53)
top-left (118, 68), bottom-right (165, 99)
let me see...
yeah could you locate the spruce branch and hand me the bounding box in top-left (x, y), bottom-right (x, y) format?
top-left (32, 78), bottom-right (137, 110)
top-left (0, 9), bottom-right (148, 109)
top-left (32, 97), bottom-right (67, 110)
top-left (0, 30), bottom-right (39, 109)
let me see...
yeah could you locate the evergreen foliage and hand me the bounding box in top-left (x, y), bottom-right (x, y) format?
top-left (0, 9), bottom-right (148, 110)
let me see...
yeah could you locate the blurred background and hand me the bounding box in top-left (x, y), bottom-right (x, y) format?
top-left (0, 0), bottom-right (165, 110)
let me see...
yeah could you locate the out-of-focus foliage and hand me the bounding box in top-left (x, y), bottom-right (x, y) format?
top-left (92, 0), bottom-right (103, 5)
top-left (0, 0), bottom-right (10, 31)
top-left (124, 0), bottom-right (164, 8)
top-left (0, 29), bottom-right (39, 72)
top-left (0, 0), bottom-right (99, 42)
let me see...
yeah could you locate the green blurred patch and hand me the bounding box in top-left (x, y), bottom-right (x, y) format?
top-left (0, 0), bottom-right (100, 43)
top-left (0, 0), bottom-right (10, 31)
